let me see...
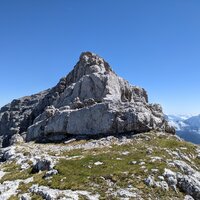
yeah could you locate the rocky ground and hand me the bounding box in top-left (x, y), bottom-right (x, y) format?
top-left (0, 132), bottom-right (199, 200)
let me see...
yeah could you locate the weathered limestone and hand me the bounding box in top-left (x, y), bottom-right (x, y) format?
top-left (0, 52), bottom-right (175, 146)
top-left (30, 184), bottom-right (100, 200)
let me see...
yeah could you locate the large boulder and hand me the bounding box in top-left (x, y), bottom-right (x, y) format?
top-left (0, 52), bottom-right (174, 146)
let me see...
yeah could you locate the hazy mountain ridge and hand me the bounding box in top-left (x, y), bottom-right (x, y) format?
top-left (166, 114), bottom-right (200, 144)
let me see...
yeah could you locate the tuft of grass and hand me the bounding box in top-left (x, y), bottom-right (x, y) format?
top-left (2, 162), bottom-right (19, 172)
top-left (31, 194), bottom-right (43, 200)
top-left (8, 196), bottom-right (18, 200)
top-left (1, 168), bottom-right (32, 183)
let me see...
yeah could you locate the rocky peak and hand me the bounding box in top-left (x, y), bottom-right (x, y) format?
top-left (64, 52), bottom-right (113, 87)
top-left (79, 52), bottom-right (113, 74)
top-left (0, 52), bottom-right (175, 147)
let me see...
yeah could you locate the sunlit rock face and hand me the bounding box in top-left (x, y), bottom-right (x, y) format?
top-left (0, 52), bottom-right (174, 146)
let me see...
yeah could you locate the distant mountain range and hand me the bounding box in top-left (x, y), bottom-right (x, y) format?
top-left (166, 114), bottom-right (200, 144)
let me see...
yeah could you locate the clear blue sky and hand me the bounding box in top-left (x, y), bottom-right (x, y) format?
top-left (0, 0), bottom-right (200, 114)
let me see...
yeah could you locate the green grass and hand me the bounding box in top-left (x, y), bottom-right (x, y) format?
top-left (1, 132), bottom-right (199, 199)
top-left (0, 162), bottom-right (32, 183)
top-left (8, 196), bottom-right (18, 200)
top-left (35, 133), bottom-right (187, 198)
top-left (31, 194), bottom-right (43, 200)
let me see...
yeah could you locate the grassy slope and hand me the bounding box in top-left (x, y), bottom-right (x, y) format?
top-left (2, 132), bottom-right (199, 200)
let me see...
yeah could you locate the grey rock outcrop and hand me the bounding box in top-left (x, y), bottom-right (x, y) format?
top-left (30, 184), bottom-right (100, 200)
top-left (174, 160), bottom-right (200, 200)
top-left (0, 52), bottom-right (174, 146)
top-left (32, 157), bottom-right (55, 173)
top-left (145, 160), bottom-right (200, 199)
top-left (0, 91), bottom-right (49, 147)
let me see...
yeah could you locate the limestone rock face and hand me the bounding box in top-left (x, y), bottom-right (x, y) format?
top-left (0, 52), bottom-right (174, 146)
top-left (0, 91), bottom-right (49, 147)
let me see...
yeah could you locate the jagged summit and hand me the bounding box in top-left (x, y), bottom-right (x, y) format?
top-left (64, 52), bottom-right (112, 87)
top-left (77, 52), bottom-right (113, 75)
top-left (0, 52), bottom-right (174, 147)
